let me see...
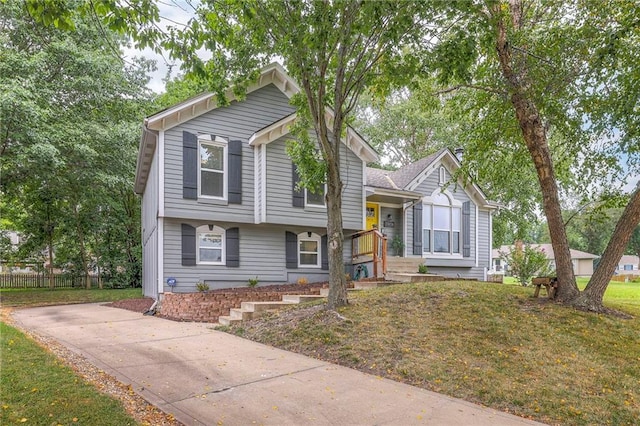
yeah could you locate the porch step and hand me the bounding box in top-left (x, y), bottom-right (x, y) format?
top-left (281, 294), bottom-right (326, 303)
top-left (386, 257), bottom-right (427, 273)
top-left (385, 273), bottom-right (446, 283)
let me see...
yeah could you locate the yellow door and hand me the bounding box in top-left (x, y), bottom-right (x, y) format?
top-left (366, 203), bottom-right (379, 230)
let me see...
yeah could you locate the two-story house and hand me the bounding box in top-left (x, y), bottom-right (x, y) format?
top-left (135, 63), bottom-right (496, 299)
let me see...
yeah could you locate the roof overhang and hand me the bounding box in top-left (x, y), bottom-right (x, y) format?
top-left (406, 149), bottom-right (497, 209)
top-left (248, 109), bottom-right (378, 164)
top-left (144, 62), bottom-right (299, 132)
top-left (134, 127), bottom-right (158, 194)
top-left (365, 186), bottom-right (423, 204)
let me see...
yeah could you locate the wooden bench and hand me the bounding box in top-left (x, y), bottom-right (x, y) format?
top-left (532, 277), bottom-right (558, 299)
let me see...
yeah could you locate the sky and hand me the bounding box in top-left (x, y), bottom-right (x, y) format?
top-left (122, 1), bottom-right (197, 93)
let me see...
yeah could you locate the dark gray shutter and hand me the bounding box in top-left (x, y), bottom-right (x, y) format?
top-left (321, 234), bottom-right (329, 270)
top-left (181, 224), bottom-right (196, 266)
top-left (292, 164), bottom-right (304, 207)
top-left (183, 131), bottom-right (198, 199)
top-left (285, 231), bottom-right (298, 269)
top-left (226, 227), bottom-right (239, 267)
top-left (228, 140), bottom-right (242, 204)
top-left (413, 203), bottom-right (422, 255)
top-left (462, 201), bottom-right (471, 258)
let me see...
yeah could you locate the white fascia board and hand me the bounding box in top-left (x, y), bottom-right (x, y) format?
top-left (134, 127), bottom-right (158, 194)
top-left (145, 62), bottom-right (298, 132)
top-left (249, 111), bottom-right (378, 164)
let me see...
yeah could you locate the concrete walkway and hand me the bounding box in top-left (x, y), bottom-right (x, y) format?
top-left (12, 304), bottom-right (544, 426)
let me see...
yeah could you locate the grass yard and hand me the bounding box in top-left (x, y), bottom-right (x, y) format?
top-left (0, 322), bottom-right (138, 425)
top-left (0, 287), bottom-right (146, 425)
top-left (0, 287), bottom-right (143, 308)
top-left (223, 281), bottom-right (640, 425)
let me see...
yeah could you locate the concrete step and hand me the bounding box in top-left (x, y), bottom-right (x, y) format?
top-left (386, 257), bottom-right (427, 273)
top-left (218, 315), bottom-right (243, 326)
top-left (281, 294), bottom-right (326, 303)
top-left (385, 273), bottom-right (445, 283)
top-left (240, 300), bottom-right (298, 313)
top-left (229, 308), bottom-right (253, 320)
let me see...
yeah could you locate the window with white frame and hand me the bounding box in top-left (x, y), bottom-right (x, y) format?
top-left (298, 232), bottom-right (321, 267)
top-left (305, 183), bottom-right (327, 207)
top-left (197, 225), bottom-right (225, 264)
top-left (199, 138), bottom-right (228, 199)
top-left (422, 191), bottom-right (461, 255)
top-left (624, 264), bottom-right (633, 271)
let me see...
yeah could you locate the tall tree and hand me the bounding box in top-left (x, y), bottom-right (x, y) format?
top-left (1, 2), bottom-right (152, 287)
top-left (427, 0), bottom-right (640, 311)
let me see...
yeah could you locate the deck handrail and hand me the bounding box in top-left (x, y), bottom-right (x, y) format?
top-left (351, 229), bottom-right (387, 279)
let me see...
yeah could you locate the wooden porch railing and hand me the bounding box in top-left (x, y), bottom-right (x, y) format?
top-left (351, 229), bottom-right (387, 279)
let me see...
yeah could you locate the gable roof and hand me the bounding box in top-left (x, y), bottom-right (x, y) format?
top-left (135, 62), bottom-right (378, 193)
top-left (248, 110), bottom-right (378, 163)
top-left (619, 255), bottom-right (639, 265)
top-left (492, 244), bottom-right (599, 261)
top-left (365, 148), bottom-right (496, 208)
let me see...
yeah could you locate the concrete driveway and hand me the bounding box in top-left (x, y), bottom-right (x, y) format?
top-left (12, 304), bottom-right (544, 426)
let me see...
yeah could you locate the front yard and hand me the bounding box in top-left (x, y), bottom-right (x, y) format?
top-left (221, 280), bottom-right (640, 425)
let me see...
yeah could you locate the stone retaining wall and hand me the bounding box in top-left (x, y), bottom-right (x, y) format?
top-left (157, 284), bottom-right (326, 323)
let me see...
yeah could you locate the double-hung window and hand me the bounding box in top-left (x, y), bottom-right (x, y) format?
top-left (197, 225), bottom-right (225, 264)
top-left (298, 232), bottom-right (321, 268)
top-left (422, 191), bottom-right (462, 255)
top-left (199, 137), bottom-right (228, 199)
top-left (306, 184), bottom-right (327, 207)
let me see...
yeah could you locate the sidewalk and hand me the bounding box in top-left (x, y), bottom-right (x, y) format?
top-left (12, 304), bottom-right (545, 426)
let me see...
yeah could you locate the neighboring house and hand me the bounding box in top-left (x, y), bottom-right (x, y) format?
top-left (492, 244), bottom-right (599, 277)
top-left (135, 63), bottom-right (497, 299)
top-left (616, 255), bottom-right (640, 275)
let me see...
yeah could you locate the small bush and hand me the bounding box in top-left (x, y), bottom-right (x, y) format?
top-left (297, 277), bottom-right (308, 285)
top-left (418, 264), bottom-right (428, 274)
top-left (196, 281), bottom-right (209, 292)
top-left (247, 276), bottom-right (259, 287)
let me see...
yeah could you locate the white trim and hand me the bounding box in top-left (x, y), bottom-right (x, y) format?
top-left (145, 62), bottom-right (299, 131)
top-left (297, 232), bottom-right (322, 268)
top-left (489, 210), bottom-right (493, 269)
top-left (254, 145), bottom-right (260, 224)
top-left (198, 138), bottom-right (228, 200)
top-left (157, 218), bottom-right (164, 295)
top-left (196, 225), bottom-right (226, 265)
top-left (305, 184), bottom-right (327, 208)
top-left (475, 204), bottom-right (479, 267)
top-left (261, 145), bottom-right (267, 222)
top-left (438, 166), bottom-right (446, 185)
top-left (158, 130), bottom-right (165, 217)
top-left (248, 111), bottom-right (378, 164)
top-left (362, 162), bottom-right (367, 230)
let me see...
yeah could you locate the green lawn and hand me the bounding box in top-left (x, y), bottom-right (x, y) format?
top-left (1, 287), bottom-right (144, 425)
top-left (0, 287), bottom-right (143, 308)
top-left (222, 281), bottom-right (640, 425)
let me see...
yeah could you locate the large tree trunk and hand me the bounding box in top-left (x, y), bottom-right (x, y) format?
top-left (492, 1), bottom-right (579, 300)
top-left (326, 152), bottom-right (348, 309)
top-left (574, 188), bottom-right (640, 310)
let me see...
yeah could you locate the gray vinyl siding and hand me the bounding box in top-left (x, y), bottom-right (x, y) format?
top-left (162, 219), bottom-right (330, 292)
top-left (477, 209), bottom-right (491, 268)
top-left (141, 149), bottom-right (159, 298)
top-left (163, 84), bottom-right (296, 221)
top-left (406, 163), bottom-right (477, 264)
top-left (264, 135), bottom-right (364, 230)
top-left (426, 266), bottom-right (486, 281)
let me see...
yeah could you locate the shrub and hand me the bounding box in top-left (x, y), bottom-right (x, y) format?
top-left (247, 277), bottom-right (259, 287)
top-left (418, 264), bottom-right (428, 274)
top-left (297, 277), bottom-right (308, 285)
top-left (499, 244), bottom-right (552, 286)
top-left (196, 281), bottom-right (209, 292)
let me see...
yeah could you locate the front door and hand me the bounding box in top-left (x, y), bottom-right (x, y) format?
top-left (366, 203), bottom-right (379, 230)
